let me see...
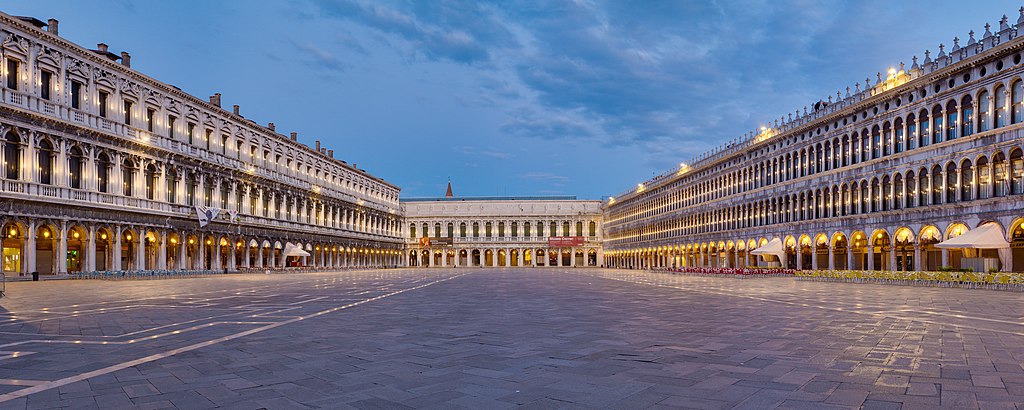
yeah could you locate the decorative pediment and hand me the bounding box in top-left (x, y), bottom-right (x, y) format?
top-left (66, 57), bottom-right (88, 79)
top-left (37, 46), bottom-right (63, 68)
top-left (119, 78), bottom-right (140, 97)
top-left (1, 31), bottom-right (29, 56)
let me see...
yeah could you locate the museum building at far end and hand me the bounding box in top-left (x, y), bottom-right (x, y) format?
top-left (402, 183), bottom-right (603, 268)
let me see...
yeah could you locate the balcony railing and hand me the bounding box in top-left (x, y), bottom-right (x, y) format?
top-left (1, 88), bottom-right (399, 213)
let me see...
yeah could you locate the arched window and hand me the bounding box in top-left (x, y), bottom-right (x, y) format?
top-left (409, 223), bottom-right (416, 238)
top-left (498, 222), bottom-right (505, 237)
top-left (994, 152), bottom-right (1008, 197)
top-left (204, 178), bottom-right (214, 206)
top-left (447, 223), bottom-right (453, 238)
top-left (122, 158), bottom-right (135, 197)
top-left (96, 152), bottom-right (110, 193)
top-left (893, 174), bottom-right (903, 210)
top-left (881, 123), bottom-right (891, 157)
top-left (860, 129), bottom-right (870, 162)
top-left (186, 172), bottom-right (197, 206)
top-left (871, 178), bottom-right (881, 212)
top-left (550, 221), bottom-right (557, 237)
top-left (485, 222), bottom-right (492, 237)
top-left (219, 180), bottom-right (229, 209)
top-left (976, 156), bottom-right (989, 200)
top-left (3, 132), bottom-right (20, 180)
top-left (1011, 149), bottom-right (1024, 194)
top-left (946, 99), bottom-right (958, 141)
top-left (434, 223), bottom-right (441, 238)
top-left (832, 139), bottom-right (841, 169)
top-left (859, 183), bottom-right (869, 214)
top-left (978, 90), bottom-right (990, 132)
top-left (893, 118), bottom-right (904, 154)
top-left (536, 221), bottom-right (544, 237)
top-left (589, 221), bottom-right (596, 237)
top-left (850, 133), bottom-right (859, 165)
top-left (995, 84), bottom-right (1007, 128)
top-left (145, 164), bottom-right (157, 200)
top-left (961, 95), bottom-right (974, 137)
top-left (932, 105), bottom-right (944, 144)
top-left (37, 139), bottom-right (53, 185)
top-left (918, 169), bottom-right (928, 206)
top-left (945, 162), bottom-right (958, 202)
top-left (473, 222), bottom-right (480, 237)
top-left (166, 168), bottom-right (178, 203)
top-left (906, 171), bottom-right (916, 208)
top-left (459, 222), bottom-right (467, 237)
top-left (841, 135), bottom-right (850, 166)
top-left (524, 222), bottom-right (531, 237)
top-left (960, 159), bottom-right (974, 201)
top-left (931, 165), bottom-right (942, 204)
top-left (575, 221), bottom-right (583, 236)
top-left (562, 221), bottom-right (570, 236)
top-left (919, 109), bottom-right (930, 147)
top-left (68, 146), bottom-right (83, 189)
top-left (906, 114), bottom-right (917, 150)
top-left (1013, 81), bottom-right (1023, 124)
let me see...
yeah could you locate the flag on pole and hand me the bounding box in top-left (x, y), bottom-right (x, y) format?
top-left (196, 205), bottom-right (221, 227)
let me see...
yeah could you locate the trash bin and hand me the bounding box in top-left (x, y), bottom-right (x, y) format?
top-left (31, 271), bottom-right (39, 281)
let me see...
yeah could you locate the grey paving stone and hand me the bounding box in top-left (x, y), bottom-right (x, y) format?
top-left (0, 269), bottom-right (1024, 409)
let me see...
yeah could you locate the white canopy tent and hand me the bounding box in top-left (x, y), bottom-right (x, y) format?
top-left (282, 242), bottom-right (311, 258)
top-left (935, 222), bottom-right (1011, 272)
top-left (750, 237), bottom-right (787, 268)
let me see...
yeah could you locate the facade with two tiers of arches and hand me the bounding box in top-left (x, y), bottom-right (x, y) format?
top-left (604, 14), bottom-right (1024, 273)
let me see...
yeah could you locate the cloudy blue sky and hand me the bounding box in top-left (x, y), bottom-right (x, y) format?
top-left (8, 1), bottom-right (1021, 198)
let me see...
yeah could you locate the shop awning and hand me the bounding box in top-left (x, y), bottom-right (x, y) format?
top-left (935, 222), bottom-right (1009, 249)
top-left (750, 237), bottom-right (786, 266)
top-left (282, 242), bottom-right (311, 257)
top-left (936, 222), bottom-right (1011, 272)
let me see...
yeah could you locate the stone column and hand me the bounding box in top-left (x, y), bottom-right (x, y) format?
top-left (197, 235), bottom-right (206, 270)
top-left (57, 221), bottom-right (68, 274)
top-left (179, 238), bottom-right (187, 270)
top-left (158, 231), bottom-right (167, 270)
top-left (889, 245), bottom-right (897, 271)
top-left (228, 240), bottom-right (237, 271)
top-left (914, 243), bottom-right (922, 271)
top-left (866, 245), bottom-right (874, 271)
top-left (828, 246), bottom-right (835, 270)
top-left (811, 249), bottom-right (818, 270)
top-left (112, 226), bottom-right (122, 271)
top-left (135, 233), bottom-right (145, 271)
top-left (941, 248), bottom-right (950, 269)
top-left (87, 224), bottom-right (97, 272)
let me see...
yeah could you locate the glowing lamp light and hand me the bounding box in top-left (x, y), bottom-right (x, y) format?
top-left (126, 234), bottom-right (132, 241)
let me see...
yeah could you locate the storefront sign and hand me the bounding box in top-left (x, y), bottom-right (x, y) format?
top-left (548, 236), bottom-right (584, 247)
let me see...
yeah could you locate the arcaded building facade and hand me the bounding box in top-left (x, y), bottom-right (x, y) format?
top-left (0, 13), bottom-right (403, 276)
top-left (604, 14), bottom-right (1024, 273)
top-left (403, 196), bottom-right (603, 268)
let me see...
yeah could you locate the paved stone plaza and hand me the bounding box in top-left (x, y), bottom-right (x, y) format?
top-left (0, 269), bottom-right (1022, 409)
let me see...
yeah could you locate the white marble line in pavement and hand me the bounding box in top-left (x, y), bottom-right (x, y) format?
top-left (0, 272), bottom-right (469, 403)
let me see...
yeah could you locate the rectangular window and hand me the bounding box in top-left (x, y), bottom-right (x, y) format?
top-left (205, 129), bottom-right (212, 150)
top-left (98, 91), bottom-right (109, 118)
top-left (146, 108), bottom-right (155, 132)
top-left (168, 115), bottom-right (177, 139)
top-left (40, 70), bottom-right (51, 100)
top-left (123, 100), bottom-right (133, 125)
top-left (6, 59), bottom-right (18, 90)
top-left (70, 81), bottom-right (81, 109)
top-left (187, 122), bottom-right (195, 144)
